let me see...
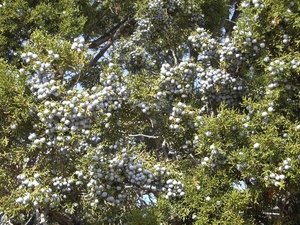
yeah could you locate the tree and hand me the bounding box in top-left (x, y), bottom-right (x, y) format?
top-left (0, 0), bottom-right (300, 224)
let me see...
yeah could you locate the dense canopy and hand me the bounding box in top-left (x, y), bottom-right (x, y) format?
top-left (1, 0), bottom-right (300, 224)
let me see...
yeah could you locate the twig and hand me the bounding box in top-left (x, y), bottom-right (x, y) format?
top-left (128, 134), bottom-right (159, 139)
top-left (189, 153), bottom-right (199, 165)
top-left (25, 214), bottom-right (35, 225)
top-left (170, 49), bottom-right (178, 65)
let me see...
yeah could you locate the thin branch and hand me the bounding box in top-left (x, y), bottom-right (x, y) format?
top-left (3, 186), bottom-right (10, 195)
top-left (25, 214), bottom-right (35, 225)
top-left (149, 118), bottom-right (155, 128)
top-left (170, 49), bottom-right (178, 65)
top-left (128, 134), bottom-right (159, 139)
top-left (225, 18), bottom-right (237, 23)
top-left (189, 153), bottom-right (199, 166)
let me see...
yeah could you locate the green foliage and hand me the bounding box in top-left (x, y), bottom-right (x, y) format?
top-left (1, 0), bottom-right (300, 224)
top-left (0, 0), bottom-right (86, 62)
top-left (124, 207), bottom-right (160, 225)
top-left (0, 59), bottom-right (33, 220)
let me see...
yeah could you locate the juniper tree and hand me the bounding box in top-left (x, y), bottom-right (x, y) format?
top-left (1, 0), bottom-right (300, 224)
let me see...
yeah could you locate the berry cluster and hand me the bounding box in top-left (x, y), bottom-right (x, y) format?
top-left (158, 61), bottom-right (197, 101)
top-left (267, 59), bottom-right (286, 76)
top-left (266, 157), bottom-right (292, 187)
top-left (77, 148), bottom-right (184, 208)
top-left (17, 44), bottom-right (187, 220)
top-left (198, 67), bottom-right (245, 109)
top-left (15, 147), bottom-right (184, 213)
top-left (30, 79), bottom-right (61, 100)
top-left (164, 179), bottom-right (185, 199)
top-left (291, 59), bottom-right (300, 69)
top-left (20, 51), bottom-right (38, 63)
top-left (282, 34), bottom-right (289, 45)
top-left (168, 102), bottom-right (195, 133)
top-left (188, 28), bottom-right (218, 62)
top-left (200, 144), bottom-right (227, 169)
top-left (137, 101), bottom-right (152, 115)
top-left (71, 37), bottom-right (87, 52)
top-left (188, 28), bottom-right (247, 111)
top-left (15, 173), bottom-right (71, 210)
top-left (218, 39), bottom-right (243, 63)
top-left (241, 0), bottom-right (265, 8)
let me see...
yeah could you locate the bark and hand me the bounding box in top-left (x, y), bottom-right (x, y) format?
top-left (89, 16), bottom-right (136, 66)
top-left (225, 0), bottom-right (242, 39)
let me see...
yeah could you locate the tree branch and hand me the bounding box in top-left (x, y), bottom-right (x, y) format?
top-left (48, 212), bottom-right (72, 225)
top-left (90, 39), bottom-right (114, 66)
top-left (89, 16), bottom-right (128, 49)
top-left (89, 16), bottom-right (135, 66)
top-left (225, 0), bottom-right (242, 39)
